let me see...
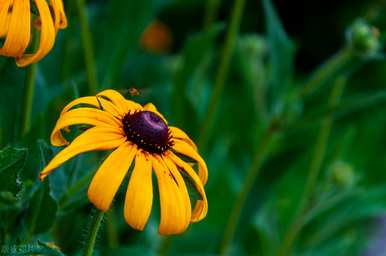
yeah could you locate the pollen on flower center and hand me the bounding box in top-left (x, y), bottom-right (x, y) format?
top-left (122, 111), bottom-right (172, 153)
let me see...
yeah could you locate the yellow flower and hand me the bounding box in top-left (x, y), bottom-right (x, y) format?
top-left (0, 0), bottom-right (67, 67)
top-left (40, 89), bottom-right (208, 235)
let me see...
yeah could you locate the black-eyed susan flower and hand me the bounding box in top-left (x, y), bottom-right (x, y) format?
top-left (0, 0), bottom-right (67, 67)
top-left (140, 20), bottom-right (173, 54)
top-left (40, 89), bottom-right (208, 235)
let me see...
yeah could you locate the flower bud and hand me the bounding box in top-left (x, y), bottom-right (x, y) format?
top-left (328, 161), bottom-right (356, 188)
top-left (346, 19), bottom-right (381, 58)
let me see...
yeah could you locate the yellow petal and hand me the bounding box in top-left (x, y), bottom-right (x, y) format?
top-left (16, 0), bottom-right (55, 67)
top-left (50, 0), bottom-right (67, 30)
top-left (161, 155), bottom-right (191, 227)
top-left (88, 142), bottom-right (136, 211)
top-left (0, 0), bottom-right (30, 57)
top-left (0, 11), bottom-right (10, 38)
top-left (51, 107), bottom-right (122, 146)
top-left (124, 151), bottom-right (153, 230)
top-left (97, 90), bottom-right (141, 115)
top-left (40, 126), bottom-right (125, 180)
top-left (172, 140), bottom-right (208, 185)
top-left (152, 155), bottom-right (188, 235)
top-left (143, 103), bottom-right (167, 124)
top-left (168, 152), bottom-right (208, 222)
top-left (61, 96), bottom-right (122, 118)
top-left (169, 126), bottom-right (197, 151)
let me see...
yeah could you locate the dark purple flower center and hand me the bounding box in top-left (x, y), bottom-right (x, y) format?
top-left (122, 111), bottom-right (172, 153)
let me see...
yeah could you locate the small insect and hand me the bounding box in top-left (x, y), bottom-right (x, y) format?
top-left (128, 87), bottom-right (141, 96)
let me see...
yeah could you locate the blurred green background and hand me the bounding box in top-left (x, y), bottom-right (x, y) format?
top-left (1, 0), bottom-right (386, 255)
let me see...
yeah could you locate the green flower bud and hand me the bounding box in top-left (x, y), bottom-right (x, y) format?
top-left (346, 19), bottom-right (381, 58)
top-left (328, 161), bottom-right (356, 188)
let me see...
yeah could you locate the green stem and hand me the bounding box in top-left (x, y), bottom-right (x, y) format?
top-left (277, 76), bottom-right (347, 256)
top-left (219, 124), bottom-right (278, 255)
top-left (20, 31), bottom-right (39, 137)
top-left (298, 48), bottom-right (352, 97)
top-left (84, 210), bottom-right (104, 256)
top-left (203, 0), bottom-right (221, 30)
top-left (76, 0), bottom-right (98, 94)
top-left (198, 0), bottom-right (246, 149)
top-left (106, 210), bottom-right (118, 248)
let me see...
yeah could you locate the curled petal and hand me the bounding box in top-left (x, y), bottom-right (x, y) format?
top-left (152, 155), bottom-right (189, 235)
top-left (50, 0), bottom-right (67, 30)
top-left (0, 0), bottom-right (30, 57)
top-left (168, 152), bottom-right (208, 222)
top-left (51, 108), bottom-right (122, 146)
top-left (161, 155), bottom-right (191, 227)
top-left (40, 126), bottom-right (125, 180)
top-left (169, 126), bottom-right (197, 151)
top-left (61, 96), bottom-right (121, 117)
top-left (88, 142), bottom-right (136, 211)
top-left (97, 90), bottom-right (141, 115)
top-left (172, 140), bottom-right (208, 185)
top-left (124, 152), bottom-right (153, 230)
top-left (16, 0), bottom-right (55, 67)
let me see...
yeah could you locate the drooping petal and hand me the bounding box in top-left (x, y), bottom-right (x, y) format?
top-left (88, 142), bottom-right (136, 211)
top-left (40, 126), bottom-right (126, 180)
top-left (143, 103), bottom-right (167, 124)
top-left (0, 11), bottom-right (10, 38)
top-left (51, 108), bottom-right (122, 146)
top-left (168, 152), bottom-right (208, 222)
top-left (16, 0), bottom-right (55, 67)
top-left (0, 0), bottom-right (30, 57)
top-left (97, 90), bottom-right (141, 115)
top-left (50, 0), bottom-right (67, 30)
top-left (124, 151), bottom-right (153, 230)
top-left (172, 140), bottom-right (208, 185)
top-left (161, 155), bottom-right (191, 227)
top-left (169, 126), bottom-right (197, 151)
top-left (61, 96), bottom-right (121, 117)
top-left (152, 155), bottom-right (189, 235)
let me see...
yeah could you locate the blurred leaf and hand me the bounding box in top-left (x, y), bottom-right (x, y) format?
top-left (2, 240), bottom-right (65, 256)
top-left (0, 146), bottom-right (27, 195)
top-left (100, 0), bottom-right (161, 86)
top-left (171, 24), bottom-right (223, 133)
top-left (262, 0), bottom-right (294, 111)
top-left (26, 182), bottom-right (57, 236)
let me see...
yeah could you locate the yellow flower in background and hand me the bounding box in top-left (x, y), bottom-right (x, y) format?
top-left (0, 0), bottom-right (67, 67)
top-left (40, 89), bottom-right (208, 235)
top-left (140, 20), bottom-right (173, 54)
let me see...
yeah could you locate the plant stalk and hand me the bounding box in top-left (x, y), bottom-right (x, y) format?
top-left (84, 210), bottom-right (104, 256)
top-left (219, 123), bottom-right (278, 255)
top-left (198, 0), bottom-right (246, 149)
top-left (20, 31), bottom-right (39, 137)
top-left (76, 0), bottom-right (98, 94)
top-left (277, 76), bottom-right (347, 256)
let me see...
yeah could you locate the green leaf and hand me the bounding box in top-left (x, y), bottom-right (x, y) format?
top-left (171, 24), bottom-right (223, 133)
top-left (26, 181), bottom-right (57, 236)
top-left (100, 0), bottom-right (161, 86)
top-left (0, 240), bottom-right (65, 256)
top-left (262, 0), bottom-right (294, 110)
top-left (0, 146), bottom-right (27, 195)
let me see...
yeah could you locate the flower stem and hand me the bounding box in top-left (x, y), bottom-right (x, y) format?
top-left (76, 0), bottom-right (98, 94)
top-left (219, 123), bottom-right (278, 255)
top-left (84, 210), bottom-right (104, 256)
top-left (20, 30), bottom-right (39, 137)
top-left (198, 0), bottom-right (246, 149)
top-left (298, 48), bottom-right (352, 97)
top-left (277, 76), bottom-right (347, 256)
